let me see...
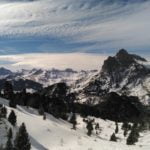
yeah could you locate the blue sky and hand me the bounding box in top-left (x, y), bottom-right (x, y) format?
top-left (0, 0), bottom-right (149, 70)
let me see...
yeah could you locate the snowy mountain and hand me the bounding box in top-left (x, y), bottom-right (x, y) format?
top-left (83, 49), bottom-right (150, 105)
top-left (1, 49), bottom-right (150, 105)
top-left (0, 67), bottom-right (97, 93)
top-left (1, 50), bottom-right (150, 105)
top-left (17, 68), bottom-right (97, 88)
top-left (0, 67), bottom-right (13, 77)
top-left (0, 97), bottom-right (150, 150)
top-left (1, 50), bottom-right (150, 149)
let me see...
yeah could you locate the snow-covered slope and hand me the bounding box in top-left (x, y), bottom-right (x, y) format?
top-left (0, 119), bottom-right (12, 147)
top-left (0, 97), bottom-right (150, 150)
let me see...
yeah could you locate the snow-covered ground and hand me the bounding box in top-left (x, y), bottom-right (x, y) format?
top-left (0, 97), bottom-right (150, 150)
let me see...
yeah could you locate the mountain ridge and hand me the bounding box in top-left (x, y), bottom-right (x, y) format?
top-left (0, 50), bottom-right (150, 105)
top-left (83, 49), bottom-right (150, 105)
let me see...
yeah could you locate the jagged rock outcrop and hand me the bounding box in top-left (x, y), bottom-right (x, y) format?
top-left (84, 49), bottom-right (150, 104)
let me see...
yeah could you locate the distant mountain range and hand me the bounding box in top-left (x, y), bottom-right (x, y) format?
top-left (0, 49), bottom-right (150, 105)
top-left (0, 67), bottom-right (97, 92)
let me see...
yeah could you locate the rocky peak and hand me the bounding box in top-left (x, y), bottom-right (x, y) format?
top-left (116, 49), bottom-right (136, 66)
top-left (102, 49), bottom-right (146, 73)
top-left (116, 49), bottom-right (129, 57)
top-left (116, 49), bottom-right (147, 63)
top-left (102, 56), bottom-right (119, 73)
top-left (83, 49), bottom-right (150, 101)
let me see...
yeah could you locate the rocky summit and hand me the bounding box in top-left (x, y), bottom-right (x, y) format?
top-left (84, 49), bottom-right (150, 105)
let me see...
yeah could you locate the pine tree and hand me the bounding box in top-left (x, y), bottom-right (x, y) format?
top-left (9, 99), bottom-right (16, 108)
top-left (86, 120), bottom-right (94, 136)
top-left (21, 88), bottom-right (27, 106)
top-left (7, 128), bottom-right (13, 139)
top-left (4, 81), bottom-right (16, 108)
top-left (0, 106), bottom-right (7, 118)
top-left (8, 110), bottom-right (17, 126)
top-left (43, 113), bottom-right (46, 120)
top-left (122, 122), bottom-right (128, 130)
top-left (14, 123), bottom-right (31, 150)
top-left (5, 128), bottom-right (13, 150)
top-left (38, 105), bottom-right (44, 116)
top-left (122, 122), bottom-right (131, 137)
top-left (4, 81), bottom-right (13, 99)
top-left (110, 133), bottom-right (117, 142)
top-left (132, 123), bottom-right (138, 129)
top-left (95, 123), bottom-right (100, 135)
top-left (126, 130), bottom-right (136, 145)
top-left (126, 124), bottom-right (139, 145)
top-left (139, 120), bottom-right (148, 131)
top-left (124, 128), bottom-right (128, 137)
top-left (70, 113), bottom-right (77, 130)
top-left (115, 122), bottom-right (119, 134)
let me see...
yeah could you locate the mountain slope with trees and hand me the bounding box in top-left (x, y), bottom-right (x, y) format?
top-left (0, 97), bottom-right (150, 150)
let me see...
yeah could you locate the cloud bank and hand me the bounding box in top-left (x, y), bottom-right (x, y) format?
top-left (0, 53), bottom-right (107, 71)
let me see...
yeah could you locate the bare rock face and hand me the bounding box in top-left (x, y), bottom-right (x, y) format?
top-left (102, 49), bottom-right (146, 73)
top-left (84, 49), bottom-right (150, 104)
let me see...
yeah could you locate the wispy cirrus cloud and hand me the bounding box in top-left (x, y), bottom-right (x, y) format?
top-left (0, 0), bottom-right (149, 55)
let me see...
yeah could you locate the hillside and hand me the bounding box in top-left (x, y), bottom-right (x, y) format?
top-left (0, 97), bottom-right (150, 150)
